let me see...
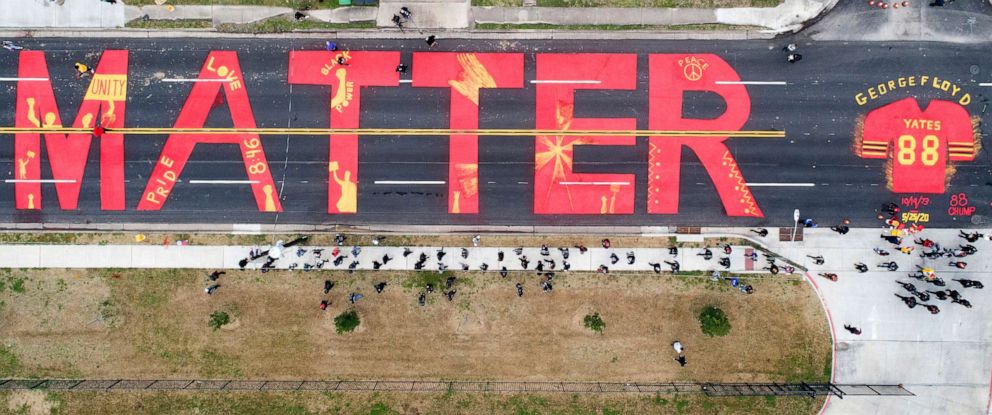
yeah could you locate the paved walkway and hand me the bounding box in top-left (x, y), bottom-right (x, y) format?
top-left (1, 226), bottom-right (990, 414)
top-left (1, 0), bottom-right (832, 33)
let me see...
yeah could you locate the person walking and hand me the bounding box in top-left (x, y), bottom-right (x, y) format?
top-left (807, 255), bottom-right (825, 265)
top-left (208, 270), bottom-right (225, 281)
top-left (854, 262), bottom-right (868, 273)
top-left (425, 35), bottom-right (437, 47)
top-left (843, 324), bottom-right (862, 335)
top-left (205, 284), bottom-right (220, 295)
top-left (750, 228), bottom-right (768, 237)
top-left (830, 225), bottom-right (849, 235)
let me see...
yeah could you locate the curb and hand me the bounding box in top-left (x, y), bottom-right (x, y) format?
top-left (0, 28), bottom-right (777, 40)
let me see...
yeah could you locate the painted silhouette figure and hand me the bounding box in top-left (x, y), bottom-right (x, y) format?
top-left (329, 161), bottom-right (357, 213)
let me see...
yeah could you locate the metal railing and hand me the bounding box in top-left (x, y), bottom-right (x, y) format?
top-left (0, 379), bottom-right (913, 398)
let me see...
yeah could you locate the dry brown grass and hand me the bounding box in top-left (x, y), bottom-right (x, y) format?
top-left (0, 268), bottom-right (829, 384)
top-left (2, 390), bottom-right (825, 415)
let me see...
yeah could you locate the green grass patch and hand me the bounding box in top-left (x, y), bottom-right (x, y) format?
top-left (334, 309), bottom-right (360, 334)
top-left (402, 271), bottom-right (453, 291)
top-left (199, 348), bottom-right (244, 378)
top-left (698, 305), bottom-right (731, 337)
top-left (126, 19), bottom-right (214, 29)
top-left (0, 232), bottom-right (78, 244)
top-left (9, 278), bottom-right (26, 294)
top-left (0, 345), bottom-right (20, 377)
top-left (217, 17), bottom-right (374, 33)
top-left (772, 345), bottom-right (832, 383)
top-left (582, 312), bottom-right (605, 334)
top-left (208, 311), bottom-right (231, 330)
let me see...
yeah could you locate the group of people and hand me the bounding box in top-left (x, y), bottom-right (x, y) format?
top-left (810, 203), bottom-right (986, 334)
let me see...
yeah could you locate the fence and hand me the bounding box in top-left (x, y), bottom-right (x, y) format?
top-left (0, 379), bottom-right (913, 398)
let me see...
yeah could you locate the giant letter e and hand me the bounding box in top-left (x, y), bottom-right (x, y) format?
top-left (534, 54), bottom-right (636, 215)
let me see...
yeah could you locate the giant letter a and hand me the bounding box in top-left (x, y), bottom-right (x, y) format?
top-left (138, 51), bottom-right (282, 212)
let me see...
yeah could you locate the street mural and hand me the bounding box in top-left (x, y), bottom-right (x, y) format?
top-left (853, 76), bottom-right (983, 224)
top-left (4, 50), bottom-right (986, 222)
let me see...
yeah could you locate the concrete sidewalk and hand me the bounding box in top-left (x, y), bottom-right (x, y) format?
top-left (0, 0), bottom-right (833, 34)
top-left (1, 226), bottom-right (989, 414)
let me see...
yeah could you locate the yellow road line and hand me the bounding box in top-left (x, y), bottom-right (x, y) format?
top-left (0, 127), bottom-right (785, 138)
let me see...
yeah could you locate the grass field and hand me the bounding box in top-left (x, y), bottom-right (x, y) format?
top-left (1, 390), bottom-right (825, 415)
top-left (0, 268), bottom-right (829, 382)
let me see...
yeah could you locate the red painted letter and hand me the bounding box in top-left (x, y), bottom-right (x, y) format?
top-left (14, 50), bottom-right (128, 210)
top-left (288, 50), bottom-right (399, 214)
top-left (534, 54), bottom-right (637, 215)
top-left (648, 54), bottom-right (761, 217)
top-left (138, 51), bottom-right (281, 212)
top-left (412, 52), bottom-right (524, 214)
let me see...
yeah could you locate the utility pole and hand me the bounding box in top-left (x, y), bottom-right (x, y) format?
top-left (791, 209), bottom-right (800, 242)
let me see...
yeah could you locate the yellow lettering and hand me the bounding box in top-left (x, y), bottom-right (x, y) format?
top-left (217, 66), bottom-right (229, 77)
top-left (144, 192), bottom-right (160, 204)
top-left (229, 80), bottom-right (242, 91)
top-left (887, 80), bottom-right (896, 91)
top-left (206, 57), bottom-right (217, 72)
top-left (868, 88), bottom-right (878, 100)
top-left (934, 120), bottom-right (941, 131)
top-left (898, 77), bottom-right (907, 88)
top-left (163, 170), bottom-right (177, 182)
top-left (921, 75), bottom-right (929, 85)
top-left (939, 80), bottom-right (950, 91)
top-left (159, 155), bottom-right (174, 168)
top-left (155, 187), bottom-right (169, 198)
top-left (960, 94), bottom-right (971, 106)
top-left (856, 93), bottom-right (867, 106)
top-left (878, 83), bottom-right (887, 95)
top-left (951, 84), bottom-right (961, 96)
top-left (908, 76), bottom-right (916, 87)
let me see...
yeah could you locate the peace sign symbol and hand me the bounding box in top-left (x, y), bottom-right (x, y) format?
top-left (683, 61), bottom-right (703, 81)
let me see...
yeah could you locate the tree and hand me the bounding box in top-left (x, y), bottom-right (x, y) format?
top-left (583, 312), bottom-right (605, 334)
top-left (334, 309), bottom-right (361, 334)
top-left (698, 306), bottom-right (731, 337)
top-left (208, 311), bottom-right (230, 330)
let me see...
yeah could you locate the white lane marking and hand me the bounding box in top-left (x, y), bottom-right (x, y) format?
top-left (517, 181), bottom-right (529, 185)
top-left (162, 78), bottom-right (231, 83)
top-left (715, 81), bottom-right (787, 85)
top-left (399, 79), bottom-right (413, 83)
top-left (530, 80), bottom-right (602, 84)
top-left (188, 180), bottom-right (260, 184)
top-left (979, 83), bottom-right (992, 86)
top-left (5, 179), bottom-right (76, 183)
top-left (559, 181), bottom-right (630, 186)
top-left (745, 183), bottom-right (816, 187)
top-left (487, 181), bottom-right (497, 184)
top-left (0, 77), bottom-right (49, 82)
top-left (374, 180), bottom-right (446, 185)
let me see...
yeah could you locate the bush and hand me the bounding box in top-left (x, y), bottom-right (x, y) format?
top-left (334, 309), bottom-right (361, 334)
top-left (583, 312), bottom-right (605, 333)
top-left (698, 306), bottom-right (731, 337)
top-left (208, 311), bottom-right (230, 330)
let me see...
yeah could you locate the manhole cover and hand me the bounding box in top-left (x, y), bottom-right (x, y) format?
top-left (969, 64), bottom-right (980, 75)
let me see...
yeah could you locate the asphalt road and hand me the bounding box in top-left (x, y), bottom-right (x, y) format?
top-left (0, 38), bottom-right (990, 228)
